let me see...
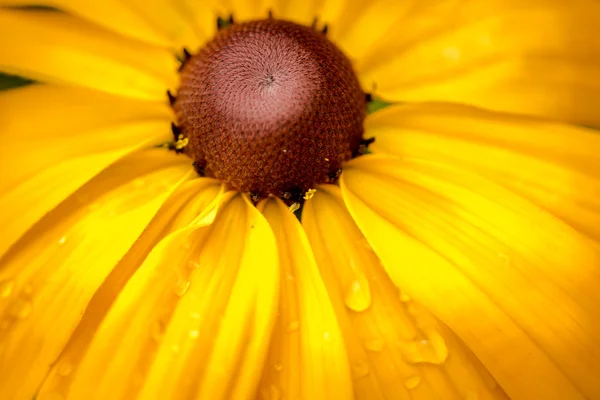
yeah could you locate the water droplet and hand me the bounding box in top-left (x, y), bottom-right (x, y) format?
top-left (399, 292), bottom-right (410, 302)
top-left (174, 279), bottom-right (190, 297)
top-left (427, 330), bottom-right (448, 363)
top-left (58, 236), bottom-right (67, 245)
top-left (405, 375), bottom-right (421, 389)
top-left (23, 284), bottom-right (33, 295)
top-left (189, 330), bottom-right (200, 339)
top-left (269, 384), bottom-right (281, 400)
top-left (498, 253), bottom-right (511, 266)
top-left (287, 320), bottom-right (300, 332)
top-left (150, 321), bottom-right (164, 342)
top-left (273, 362), bottom-right (283, 371)
top-left (399, 329), bottom-right (448, 365)
top-left (365, 338), bottom-right (385, 352)
top-left (351, 361), bottom-right (370, 379)
top-left (442, 46), bottom-right (461, 61)
top-left (0, 280), bottom-right (15, 298)
top-left (344, 279), bottom-right (371, 312)
top-left (57, 363), bottom-right (73, 377)
top-left (7, 297), bottom-right (32, 319)
top-left (260, 387), bottom-right (269, 400)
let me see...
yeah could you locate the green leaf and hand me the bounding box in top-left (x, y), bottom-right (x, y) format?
top-left (0, 73), bottom-right (33, 91)
top-left (367, 98), bottom-right (392, 114)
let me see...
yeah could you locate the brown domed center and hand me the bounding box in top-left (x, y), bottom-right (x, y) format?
top-left (174, 18), bottom-right (366, 199)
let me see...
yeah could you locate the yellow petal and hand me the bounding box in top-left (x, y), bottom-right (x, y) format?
top-left (356, 0), bottom-right (600, 126)
top-left (341, 154), bottom-right (600, 400)
top-left (0, 82), bottom-right (173, 259)
top-left (0, 0), bottom-right (176, 47)
top-left (0, 84), bottom-right (171, 193)
top-left (117, 0), bottom-right (212, 50)
top-left (302, 184), bottom-right (507, 400)
top-left (257, 197), bottom-right (353, 400)
top-left (322, 0), bottom-right (415, 63)
top-left (38, 177), bottom-right (225, 399)
top-left (226, 0), bottom-right (268, 21)
top-left (0, 120), bottom-right (175, 259)
top-left (177, 0), bottom-right (222, 47)
top-left (68, 193), bottom-right (279, 400)
top-left (0, 149), bottom-right (191, 400)
top-left (264, 0), bottom-right (323, 25)
top-left (0, 9), bottom-right (178, 100)
top-left (365, 103), bottom-right (600, 241)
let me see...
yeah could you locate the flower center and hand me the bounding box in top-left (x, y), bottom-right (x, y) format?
top-left (173, 18), bottom-right (366, 200)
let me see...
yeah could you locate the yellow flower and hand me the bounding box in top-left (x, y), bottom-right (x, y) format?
top-left (0, 1), bottom-right (599, 400)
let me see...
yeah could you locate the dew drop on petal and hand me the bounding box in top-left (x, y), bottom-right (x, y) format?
top-left (273, 361), bottom-right (283, 372)
top-left (351, 360), bottom-right (370, 379)
top-left (7, 297), bottom-right (32, 319)
top-left (400, 340), bottom-right (429, 364)
top-left (287, 320), bottom-right (300, 332)
top-left (174, 278), bottom-right (191, 297)
top-left (190, 311), bottom-right (201, 319)
top-left (0, 280), bottom-right (15, 298)
top-left (189, 330), bottom-right (200, 339)
top-left (133, 178), bottom-right (145, 188)
top-left (57, 363), bottom-right (73, 377)
top-left (23, 284), bottom-right (33, 295)
top-left (405, 375), bottom-right (421, 390)
top-left (398, 329), bottom-right (448, 365)
top-left (150, 320), bottom-right (165, 342)
top-left (344, 279), bottom-right (371, 312)
top-left (269, 385), bottom-right (282, 400)
top-left (365, 338), bottom-right (385, 352)
top-left (58, 236), bottom-right (67, 245)
top-left (497, 253), bottom-right (511, 266)
top-left (260, 388), bottom-right (269, 400)
top-left (427, 329), bottom-right (449, 363)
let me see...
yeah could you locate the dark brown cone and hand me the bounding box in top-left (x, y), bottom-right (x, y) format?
top-left (174, 19), bottom-right (366, 197)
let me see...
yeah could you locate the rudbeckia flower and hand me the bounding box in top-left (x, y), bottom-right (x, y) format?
top-left (0, 1), bottom-right (599, 399)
